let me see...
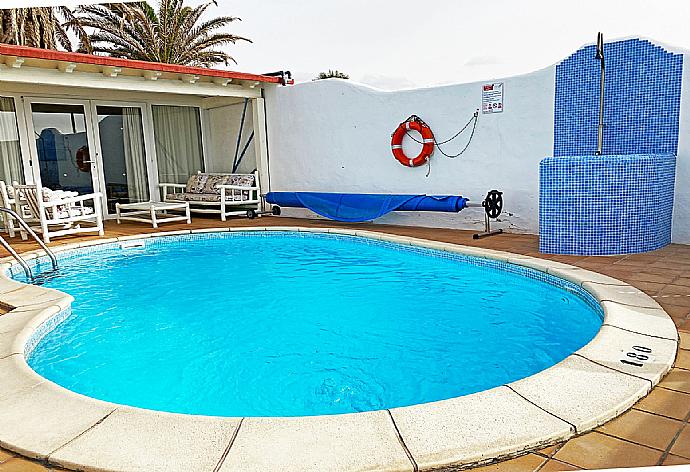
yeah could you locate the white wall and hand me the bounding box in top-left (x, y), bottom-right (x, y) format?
top-left (264, 46), bottom-right (690, 244)
top-left (264, 69), bottom-right (555, 234)
top-left (672, 52), bottom-right (690, 244)
top-left (206, 102), bottom-right (257, 175)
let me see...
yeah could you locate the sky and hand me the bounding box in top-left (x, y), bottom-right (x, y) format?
top-left (200, 0), bottom-right (690, 90)
top-left (8, 0), bottom-right (690, 90)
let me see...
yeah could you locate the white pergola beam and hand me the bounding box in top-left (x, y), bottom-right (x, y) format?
top-left (4, 56), bottom-right (24, 69)
top-left (143, 70), bottom-right (162, 81)
top-left (0, 64), bottom-right (262, 99)
top-left (212, 77), bottom-right (233, 86)
top-left (57, 62), bottom-right (77, 73)
top-left (102, 66), bottom-right (122, 78)
top-left (181, 74), bottom-right (201, 84)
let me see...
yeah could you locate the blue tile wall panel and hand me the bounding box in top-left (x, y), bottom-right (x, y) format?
top-left (539, 154), bottom-right (676, 255)
top-left (554, 39), bottom-right (683, 156)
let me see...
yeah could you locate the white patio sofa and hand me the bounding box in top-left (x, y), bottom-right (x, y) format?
top-left (160, 172), bottom-right (261, 221)
top-left (13, 185), bottom-right (104, 243)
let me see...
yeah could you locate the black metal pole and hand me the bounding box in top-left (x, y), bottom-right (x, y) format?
top-left (595, 32), bottom-right (605, 156)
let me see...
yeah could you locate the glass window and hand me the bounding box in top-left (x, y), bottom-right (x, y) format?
top-left (152, 105), bottom-right (205, 184)
top-left (30, 102), bottom-right (93, 194)
top-left (0, 97), bottom-right (25, 184)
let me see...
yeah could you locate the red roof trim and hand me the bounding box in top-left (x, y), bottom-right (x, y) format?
top-left (0, 44), bottom-right (284, 84)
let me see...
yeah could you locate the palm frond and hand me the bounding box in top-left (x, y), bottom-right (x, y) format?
top-left (72, 0), bottom-right (250, 67)
top-left (0, 7), bottom-right (74, 50)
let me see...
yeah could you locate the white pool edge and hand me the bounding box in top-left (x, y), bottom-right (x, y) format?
top-left (0, 227), bottom-right (678, 472)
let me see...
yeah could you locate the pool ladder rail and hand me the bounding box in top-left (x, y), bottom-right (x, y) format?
top-left (0, 206), bottom-right (58, 281)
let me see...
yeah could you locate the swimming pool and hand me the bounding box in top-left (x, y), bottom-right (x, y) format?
top-left (21, 231), bottom-right (602, 417)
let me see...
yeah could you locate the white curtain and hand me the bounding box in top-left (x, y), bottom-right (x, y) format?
top-left (0, 97), bottom-right (24, 184)
top-left (121, 108), bottom-right (149, 202)
top-left (152, 105), bottom-right (205, 184)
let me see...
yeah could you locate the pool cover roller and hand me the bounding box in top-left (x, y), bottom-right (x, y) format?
top-left (264, 192), bottom-right (469, 223)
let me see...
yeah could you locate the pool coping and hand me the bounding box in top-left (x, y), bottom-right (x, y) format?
top-left (0, 227), bottom-right (679, 472)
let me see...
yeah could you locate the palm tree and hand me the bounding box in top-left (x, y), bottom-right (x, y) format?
top-left (0, 7), bottom-right (87, 51)
top-left (72, 0), bottom-right (250, 67)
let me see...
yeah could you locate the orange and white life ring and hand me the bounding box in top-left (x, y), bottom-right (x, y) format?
top-left (391, 119), bottom-right (435, 167)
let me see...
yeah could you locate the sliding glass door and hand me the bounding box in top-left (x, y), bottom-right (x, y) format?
top-left (94, 105), bottom-right (149, 214)
top-left (26, 99), bottom-right (152, 216)
top-left (24, 98), bottom-right (205, 216)
top-left (29, 101), bottom-right (97, 196)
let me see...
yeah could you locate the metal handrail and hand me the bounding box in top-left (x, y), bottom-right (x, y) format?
top-left (0, 234), bottom-right (32, 280)
top-left (0, 206), bottom-right (58, 280)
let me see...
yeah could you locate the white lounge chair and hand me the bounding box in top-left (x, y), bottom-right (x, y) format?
top-left (0, 181), bottom-right (20, 238)
top-left (160, 172), bottom-right (261, 221)
top-left (13, 185), bottom-right (104, 243)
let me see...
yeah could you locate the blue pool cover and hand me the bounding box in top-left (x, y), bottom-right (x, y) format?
top-left (265, 192), bottom-right (469, 222)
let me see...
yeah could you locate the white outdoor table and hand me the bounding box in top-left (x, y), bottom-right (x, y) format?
top-left (115, 201), bottom-right (191, 228)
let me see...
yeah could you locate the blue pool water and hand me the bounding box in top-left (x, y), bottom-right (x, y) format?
top-left (24, 232), bottom-right (602, 417)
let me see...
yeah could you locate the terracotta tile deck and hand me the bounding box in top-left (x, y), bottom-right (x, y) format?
top-left (0, 216), bottom-right (689, 471)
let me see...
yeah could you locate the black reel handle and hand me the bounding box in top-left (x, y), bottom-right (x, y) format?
top-left (482, 190), bottom-right (503, 219)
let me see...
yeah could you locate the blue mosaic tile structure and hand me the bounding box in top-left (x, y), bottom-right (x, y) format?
top-left (554, 39), bottom-right (683, 156)
top-left (540, 154), bottom-right (676, 255)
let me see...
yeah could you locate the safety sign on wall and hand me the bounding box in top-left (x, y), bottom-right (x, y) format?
top-left (482, 82), bottom-right (504, 114)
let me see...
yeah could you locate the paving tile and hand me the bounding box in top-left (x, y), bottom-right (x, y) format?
top-left (0, 286), bottom-right (67, 311)
top-left (509, 356), bottom-right (650, 432)
top-left (0, 355), bottom-right (43, 402)
top-left (0, 382), bottom-right (115, 460)
top-left (673, 278), bottom-right (690, 287)
top-left (0, 457), bottom-right (48, 471)
top-left (0, 310), bottom-right (42, 335)
top-left (659, 368), bottom-right (690, 393)
top-left (670, 426), bottom-right (690, 459)
top-left (553, 431), bottom-right (663, 469)
top-left (627, 272), bottom-right (677, 284)
top-left (676, 349), bottom-right (690, 369)
top-left (0, 450), bottom-right (13, 464)
top-left (596, 408), bottom-right (683, 451)
top-left (546, 266), bottom-right (628, 286)
top-left (601, 302), bottom-right (678, 340)
top-left (219, 411), bottom-right (413, 472)
top-left (538, 459), bottom-right (581, 471)
top-left (575, 325), bottom-right (676, 383)
top-left (468, 453), bottom-right (545, 471)
top-left (536, 443), bottom-right (564, 458)
top-left (390, 386), bottom-right (572, 469)
top-left (0, 329), bottom-right (20, 359)
top-left (673, 319), bottom-right (689, 331)
top-left (662, 453), bottom-right (690, 465)
top-left (659, 285), bottom-right (690, 297)
top-left (657, 296), bottom-right (690, 310)
top-left (633, 387), bottom-right (690, 420)
top-left (663, 305), bottom-right (690, 320)
top-left (582, 282), bottom-right (662, 309)
top-left (49, 407), bottom-right (240, 472)
top-left (617, 254), bottom-right (667, 265)
top-left (680, 331), bottom-right (690, 350)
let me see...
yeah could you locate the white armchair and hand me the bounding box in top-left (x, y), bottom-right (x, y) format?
top-left (13, 185), bottom-right (104, 243)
